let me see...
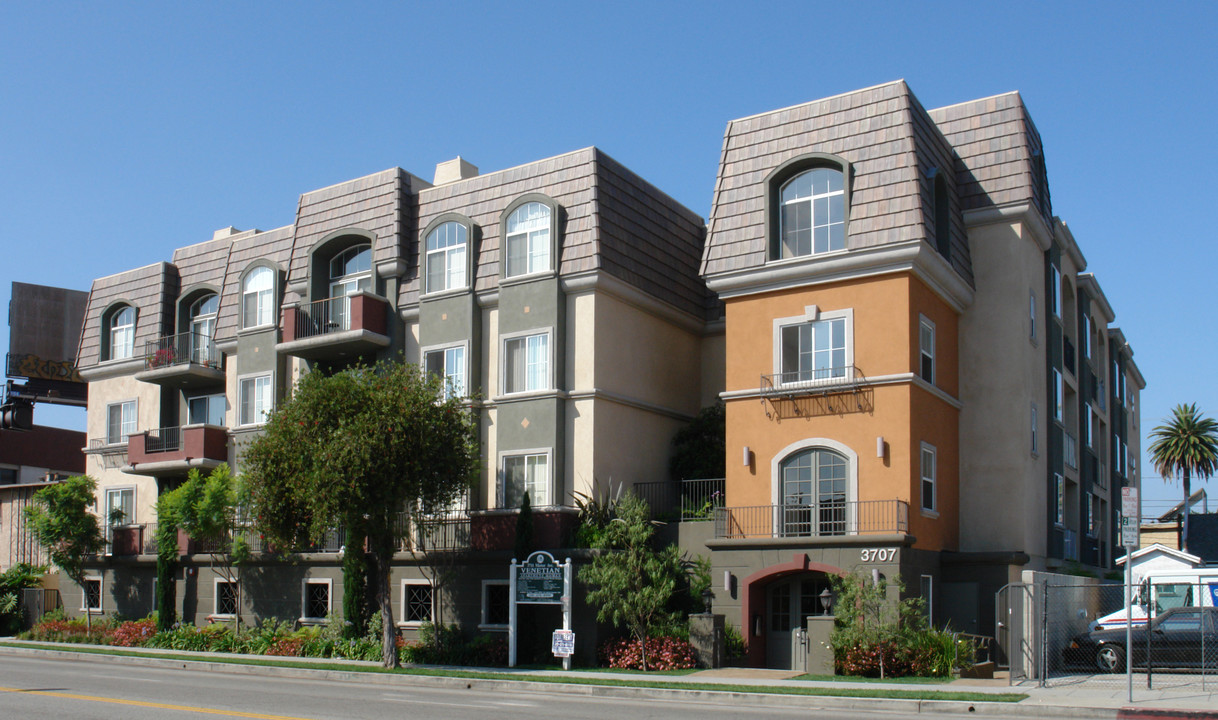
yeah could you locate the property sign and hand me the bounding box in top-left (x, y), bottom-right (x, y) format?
top-left (515, 551), bottom-right (565, 604)
top-left (552, 630), bottom-right (575, 658)
top-left (1121, 487), bottom-right (1139, 548)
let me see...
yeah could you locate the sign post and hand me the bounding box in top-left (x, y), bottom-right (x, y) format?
top-left (1121, 486), bottom-right (1139, 703)
top-left (510, 551), bottom-right (574, 670)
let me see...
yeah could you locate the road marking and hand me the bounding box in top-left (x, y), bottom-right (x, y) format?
top-left (0, 686), bottom-right (317, 719)
top-left (95, 673), bottom-right (164, 683)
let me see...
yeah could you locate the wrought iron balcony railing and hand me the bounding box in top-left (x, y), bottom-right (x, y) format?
top-left (144, 332), bottom-right (220, 370)
top-left (713, 499), bottom-right (909, 540)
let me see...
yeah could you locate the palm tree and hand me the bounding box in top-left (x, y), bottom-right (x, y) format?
top-left (1148, 403), bottom-right (1218, 553)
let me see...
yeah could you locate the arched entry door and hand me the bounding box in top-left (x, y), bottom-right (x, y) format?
top-left (765, 572), bottom-right (835, 670)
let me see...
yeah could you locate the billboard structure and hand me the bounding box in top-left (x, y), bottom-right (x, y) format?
top-left (3, 282), bottom-right (88, 427)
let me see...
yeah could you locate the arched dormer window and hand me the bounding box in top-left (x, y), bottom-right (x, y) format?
top-left (779, 447), bottom-right (848, 536)
top-left (504, 202), bottom-right (551, 278)
top-left (329, 244), bottom-right (372, 298)
top-left (424, 221), bottom-right (469, 294)
top-left (242, 266), bottom-right (275, 329)
top-left (766, 153), bottom-right (851, 261)
top-left (105, 305), bottom-right (136, 361)
top-left (189, 293), bottom-right (219, 364)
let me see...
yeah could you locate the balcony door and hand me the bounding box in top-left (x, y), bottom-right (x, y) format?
top-left (328, 245), bottom-right (372, 330)
top-left (189, 294), bottom-right (218, 365)
top-left (780, 448), bottom-right (847, 536)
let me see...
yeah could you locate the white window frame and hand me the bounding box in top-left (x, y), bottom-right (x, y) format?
top-left (500, 329), bottom-right (552, 396)
top-left (504, 202), bottom-right (551, 279)
top-left (108, 306), bottom-right (135, 361)
top-left (423, 342), bottom-right (468, 399)
top-left (772, 306), bottom-right (854, 386)
top-left (480, 579), bottom-right (510, 631)
top-left (105, 486), bottom-right (135, 526)
top-left (213, 578), bottom-right (238, 619)
top-left (500, 449), bottom-right (552, 508)
top-left (778, 166), bottom-right (846, 258)
top-left (106, 400), bottom-right (137, 445)
top-left (920, 443), bottom-right (937, 515)
top-left (1054, 473), bottom-right (1065, 527)
top-left (918, 315), bottom-right (936, 385)
top-left (424, 221), bottom-right (468, 295)
top-left (242, 266), bottom-right (276, 329)
top-left (1031, 403), bottom-right (1038, 456)
top-left (238, 372), bottom-right (274, 427)
top-left (81, 575), bottom-right (103, 613)
top-left (399, 579), bottom-right (434, 627)
top-left (300, 578), bottom-right (332, 622)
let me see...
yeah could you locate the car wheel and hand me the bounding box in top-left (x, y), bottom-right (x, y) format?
top-left (1096, 644), bottom-right (1124, 673)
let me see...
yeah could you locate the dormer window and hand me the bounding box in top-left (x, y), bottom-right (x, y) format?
top-left (504, 202), bottom-right (551, 278)
top-left (242, 266), bottom-right (275, 329)
top-left (425, 222), bottom-right (468, 294)
top-left (189, 293), bottom-right (218, 364)
top-left (766, 153), bottom-right (851, 261)
top-left (106, 305), bottom-right (135, 361)
top-left (329, 244), bottom-right (372, 298)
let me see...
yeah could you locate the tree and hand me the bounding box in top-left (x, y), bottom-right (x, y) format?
top-left (669, 403), bottom-right (725, 482)
top-left (161, 465), bottom-right (250, 629)
top-left (1148, 403), bottom-right (1218, 553)
top-left (242, 361), bottom-right (479, 668)
top-left (580, 492), bottom-right (686, 671)
top-left (153, 491), bottom-right (180, 632)
top-left (23, 475), bottom-right (115, 631)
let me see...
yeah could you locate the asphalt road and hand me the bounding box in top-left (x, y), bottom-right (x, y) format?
top-left (0, 652), bottom-right (1029, 720)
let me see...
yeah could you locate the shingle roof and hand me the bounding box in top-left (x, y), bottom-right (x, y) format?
top-left (77, 263), bottom-right (177, 367)
top-left (215, 226), bottom-right (295, 341)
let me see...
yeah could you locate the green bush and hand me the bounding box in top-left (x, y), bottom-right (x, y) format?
top-left (398, 622), bottom-right (508, 666)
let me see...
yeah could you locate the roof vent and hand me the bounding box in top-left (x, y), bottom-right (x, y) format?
top-left (433, 157), bottom-right (479, 185)
top-left (212, 226), bottom-right (242, 241)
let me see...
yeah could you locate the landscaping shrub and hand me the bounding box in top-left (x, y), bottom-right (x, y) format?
top-left (598, 636), bottom-right (696, 671)
top-left (398, 623), bottom-right (508, 666)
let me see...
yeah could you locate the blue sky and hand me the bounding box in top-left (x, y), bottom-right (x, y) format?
top-left (2, 1), bottom-right (1214, 515)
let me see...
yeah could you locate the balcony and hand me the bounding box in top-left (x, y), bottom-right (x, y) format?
top-left (277, 292), bottom-right (390, 362)
top-left (135, 332), bottom-right (224, 390)
top-left (1063, 336), bottom-right (1076, 377)
top-left (124, 425), bottom-right (228, 477)
top-left (635, 478), bottom-right (725, 521)
top-left (712, 499), bottom-right (909, 540)
top-left (108, 524), bottom-right (157, 556)
top-left (760, 366), bottom-right (869, 419)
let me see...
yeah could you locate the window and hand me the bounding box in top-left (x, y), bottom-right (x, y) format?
top-left (481, 580), bottom-right (510, 629)
top-left (504, 202), bottom-right (551, 278)
top-left (920, 444), bottom-right (937, 513)
top-left (189, 293), bottom-right (218, 364)
top-left (106, 401), bottom-right (136, 444)
top-left (215, 580), bottom-right (238, 617)
top-left (1086, 494), bottom-right (1100, 538)
top-left (239, 374), bottom-right (273, 426)
top-left (1049, 263), bottom-right (1061, 319)
top-left (1081, 313), bottom-right (1092, 360)
top-left (780, 318), bottom-right (847, 384)
top-left (931, 169), bottom-right (950, 258)
top-left (0, 467), bottom-right (16, 485)
top-left (188, 394), bottom-right (226, 427)
top-left (425, 221), bottom-right (467, 294)
top-left (1052, 368), bottom-right (1063, 422)
top-left (919, 316), bottom-right (935, 384)
top-left (328, 244), bottom-right (372, 328)
top-left (503, 332), bottom-right (549, 394)
top-left (302, 579), bottom-right (331, 621)
top-left (82, 577), bottom-right (102, 613)
top-left (1031, 403), bottom-right (1038, 455)
top-left (424, 345), bottom-right (466, 399)
top-left (242, 266), bottom-right (275, 329)
top-left (401, 581), bottom-right (434, 625)
top-left (1029, 290), bottom-right (1037, 341)
top-left (778, 167), bottom-right (845, 258)
top-left (1054, 473), bottom-right (1064, 526)
top-left (107, 305), bottom-right (135, 361)
top-left (779, 448), bottom-right (848, 536)
top-left (504, 452), bottom-right (549, 507)
top-left (106, 487), bottom-right (134, 527)
top-left (1082, 411), bottom-right (1092, 450)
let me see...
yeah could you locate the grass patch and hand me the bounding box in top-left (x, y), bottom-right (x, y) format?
top-left (0, 641), bottom-right (1025, 703)
top-left (792, 672), bottom-right (953, 684)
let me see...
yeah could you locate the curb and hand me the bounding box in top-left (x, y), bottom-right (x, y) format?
top-left (0, 644), bottom-right (1115, 718)
top-left (1118, 711), bottom-right (1218, 720)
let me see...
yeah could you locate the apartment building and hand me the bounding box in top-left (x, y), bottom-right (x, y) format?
top-left (73, 150), bottom-right (718, 644)
top-left (692, 81), bottom-right (1143, 668)
top-left (0, 425), bottom-right (85, 571)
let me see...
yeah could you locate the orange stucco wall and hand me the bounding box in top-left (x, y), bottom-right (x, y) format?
top-left (723, 272), bottom-right (962, 552)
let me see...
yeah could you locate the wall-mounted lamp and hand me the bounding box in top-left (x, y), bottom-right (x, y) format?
top-left (876, 436), bottom-right (886, 459)
top-left (742, 446), bottom-right (752, 467)
top-left (723, 570), bottom-right (732, 592)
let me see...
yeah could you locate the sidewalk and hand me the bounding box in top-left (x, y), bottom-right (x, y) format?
top-left (3, 640), bottom-right (1217, 719)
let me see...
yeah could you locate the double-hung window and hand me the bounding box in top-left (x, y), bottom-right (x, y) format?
top-left (239, 374), bottom-right (273, 426)
top-left (504, 202), bottom-right (550, 278)
top-left (504, 452), bottom-right (549, 507)
top-left (780, 317), bottom-right (846, 385)
top-left (106, 401), bottom-right (136, 444)
top-left (425, 222), bottom-right (467, 294)
top-left (108, 306), bottom-right (135, 361)
top-left (919, 316), bottom-right (935, 384)
top-left (779, 167), bottom-right (845, 257)
top-left (503, 333), bottom-right (549, 394)
top-left (920, 444), bottom-right (937, 513)
top-left (242, 267), bottom-right (275, 329)
top-left (424, 345), bottom-right (466, 399)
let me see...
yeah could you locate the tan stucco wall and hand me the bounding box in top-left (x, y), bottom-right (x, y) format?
top-left (86, 374), bottom-right (162, 526)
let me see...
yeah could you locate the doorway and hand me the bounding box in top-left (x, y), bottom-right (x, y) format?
top-left (765, 573), bottom-right (835, 670)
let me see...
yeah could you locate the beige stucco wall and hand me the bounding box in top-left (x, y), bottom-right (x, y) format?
top-left (958, 219), bottom-right (1048, 560)
top-left (86, 374), bottom-right (162, 526)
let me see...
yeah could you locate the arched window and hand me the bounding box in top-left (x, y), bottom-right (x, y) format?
top-left (504, 202), bottom-right (551, 278)
top-left (189, 293), bottom-right (218, 364)
top-left (242, 266), bottom-right (275, 329)
top-left (107, 305), bottom-right (135, 361)
top-left (329, 244), bottom-right (372, 298)
top-left (931, 169), bottom-right (950, 259)
top-left (425, 222), bottom-right (467, 294)
top-left (779, 448), bottom-right (848, 536)
top-left (779, 167), bottom-right (845, 258)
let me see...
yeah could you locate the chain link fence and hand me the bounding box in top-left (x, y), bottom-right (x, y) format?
top-left (1000, 573), bottom-right (1217, 697)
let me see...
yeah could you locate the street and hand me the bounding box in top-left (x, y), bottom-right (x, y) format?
top-left (0, 652), bottom-right (1026, 720)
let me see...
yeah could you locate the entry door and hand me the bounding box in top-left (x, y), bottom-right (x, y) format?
top-left (765, 575), bottom-right (834, 669)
